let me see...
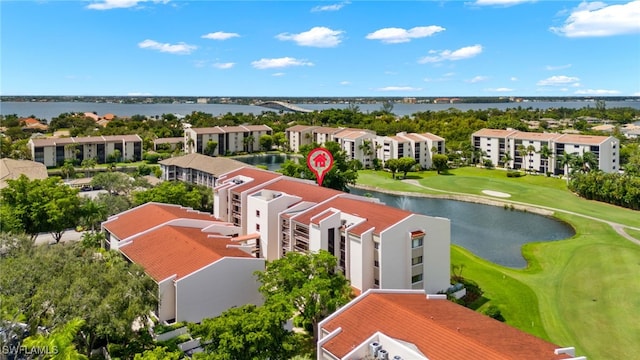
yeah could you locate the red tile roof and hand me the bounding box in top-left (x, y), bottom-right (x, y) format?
top-left (217, 167), bottom-right (282, 193)
top-left (262, 178), bottom-right (342, 204)
top-left (292, 196), bottom-right (413, 236)
top-left (321, 291), bottom-right (572, 360)
top-left (102, 202), bottom-right (219, 240)
top-left (120, 225), bottom-right (251, 281)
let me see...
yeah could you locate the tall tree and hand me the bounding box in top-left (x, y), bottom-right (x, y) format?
top-left (539, 144), bottom-right (552, 174)
top-left (255, 250), bottom-right (353, 345)
top-left (132, 181), bottom-right (212, 212)
top-left (432, 154), bottom-right (449, 174)
top-left (204, 140), bottom-right (218, 156)
top-left (557, 151), bottom-right (575, 183)
top-left (0, 175), bottom-right (82, 242)
top-left (397, 157), bottom-right (417, 179)
top-left (189, 301), bottom-right (301, 360)
top-left (91, 172), bottom-right (133, 195)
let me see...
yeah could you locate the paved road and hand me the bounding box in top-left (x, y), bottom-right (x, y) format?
top-left (34, 230), bottom-right (86, 246)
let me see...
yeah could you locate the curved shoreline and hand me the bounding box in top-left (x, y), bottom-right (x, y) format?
top-left (350, 183), bottom-right (556, 217)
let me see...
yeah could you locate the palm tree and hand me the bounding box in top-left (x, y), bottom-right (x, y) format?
top-left (22, 318), bottom-right (88, 360)
top-left (539, 144), bottom-right (552, 175)
top-left (516, 144), bottom-right (526, 171)
top-left (81, 199), bottom-right (107, 232)
top-left (526, 145), bottom-right (536, 173)
top-left (501, 153), bottom-right (512, 169)
top-left (557, 151), bottom-right (575, 183)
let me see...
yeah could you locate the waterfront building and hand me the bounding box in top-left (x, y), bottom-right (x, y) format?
top-left (377, 132), bottom-right (445, 170)
top-left (184, 125), bottom-right (271, 156)
top-left (471, 129), bottom-right (619, 174)
top-left (101, 202), bottom-right (264, 323)
top-left (28, 134), bottom-right (142, 167)
top-left (158, 153), bottom-right (246, 187)
top-left (318, 289), bottom-right (584, 360)
top-left (213, 167), bottom-right (451, 295)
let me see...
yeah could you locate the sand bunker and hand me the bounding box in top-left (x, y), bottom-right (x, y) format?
top-left (482, 190), bottom-right (511, 198)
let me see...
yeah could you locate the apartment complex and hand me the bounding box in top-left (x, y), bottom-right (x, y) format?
top-left (318, 289), bottom-right (584, 360)
top-left (184, 125), bottom-right (272, 156)
top-left (28, 135), bottom-right (143, 167)
top-left (158, 153), bottom-right (247, 188)
top-left (471, 129), bottom-right (619, 174)
top-left (378, 132), bottom-right (445, 170)
top-left (213, 167), bottom-right (451, 294)
top-left (285, 125), bottom-right (445, 169)
top-left (102, 202), bottom-right (264, 323)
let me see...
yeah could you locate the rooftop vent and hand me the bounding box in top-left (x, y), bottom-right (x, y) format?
top-left (392, 356), bottom-right (403, 360)
top-left (369, 342), bottom-right (382, 358)
top-left (377, 349), bottom-right (389, 360)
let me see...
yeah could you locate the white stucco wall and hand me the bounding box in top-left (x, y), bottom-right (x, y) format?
top-left (175, 257), bottom-right (265, 323)
top-left (247, 191), bottom-right (301, 260)
top-left (158, 276), bottom-right (177, 323)
top-left (378, 214), bottom-right (450, 294)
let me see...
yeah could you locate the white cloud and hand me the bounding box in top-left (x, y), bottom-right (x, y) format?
top-left (272, 72), bottom-right (285, 77)
top-left (251, 57), bottom-right (314, 69)
top-left (550, 1), bottom-right (640, 37)
top-left (87, 0), bottom-right (168, 10)
top-left (340, 81), bottom-right (351, 85)
top-left (376, 86), bottom-right (423, 91)
top-left (212, 62), bottom-right (234, 69)
top-left (536, 75), bottom-right (580, 86)
top-left (485, 87), bottom-right (515, 92)
top-left (633, 91), bottom-right (640, 96)
top-left (510, 76), bottom-right (518, 81)
top-left (574, 89), bottom-right (621, 95)
top-left (546, 64), bottom-right (572, 70)
top-left (418, 44), bottom-right (483, 63)
top-left (311, 2), bottom-right (349, 12)
top-left (276, 27), bottom-right (344, 47)
top-left (138, 39), bottom-right (197, 54)
top-left (474, 0), bottom-right (534, 6)
top-left (366, 26), bottom-right (445, 44)
top-left (467, 75), bottom-right (489, 83)
top-left (202, 31), bottom-right (240, 40)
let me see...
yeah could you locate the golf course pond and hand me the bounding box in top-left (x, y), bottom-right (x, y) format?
top-left (349, 187), bottom-right (575, 268)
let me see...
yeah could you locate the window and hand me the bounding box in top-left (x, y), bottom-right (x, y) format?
top-left (256, 210), bottom-right (260, 217)
top-left (412, 237), bottom-right (423, 248)
top-left (374, 242), bottom-right (380, 250)
top-left (411, 274), bottom-right (423, 284)
top-left (256, 224), bottom-right (260, 231)
top-left (374, 279), bottom-right (379, 286)
top-left (412, 256), bottom-right (423, 266)
top-left (374, 260), bottom-right (379, 267)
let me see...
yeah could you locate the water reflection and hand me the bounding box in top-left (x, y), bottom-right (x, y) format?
top-left (350, 187), bottom-right (575, 268)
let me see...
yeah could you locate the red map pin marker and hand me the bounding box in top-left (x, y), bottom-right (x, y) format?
top-left (307, 147), bottom-right (334, 186)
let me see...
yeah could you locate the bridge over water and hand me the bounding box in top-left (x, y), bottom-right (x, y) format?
top-left (255, 101), bottom-right (314, 113)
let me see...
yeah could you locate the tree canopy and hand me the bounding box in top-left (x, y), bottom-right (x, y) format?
top-left (255, 250), bottom-right (353, 344)
top-left (132, 181), bottom-right (212, 212)
top-left (0, 243), bottom-right (158, 357)
top-left (0, 175), bottom-right (82, 242)
top-left (189, 301), bottom-right (301, 360)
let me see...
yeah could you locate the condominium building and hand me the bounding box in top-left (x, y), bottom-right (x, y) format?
top-left (184, 125), bottom-right (272, 156)
top-left (377, 132), bottom-right (445, 170)
top-left (213, 167), bottom-right (451, 294)
top-left (158, 153), bottom-right (247, 188)
top-left (471, 129), bottom-right (619, 174)
top-left (101, 202), bottom-right (264, 323)
top-left (28, 135), bottom-right (143, 167)
top-left (285, 125), bottom-right (445, 170)
top-left (318, 289), bottom-right (584, 360)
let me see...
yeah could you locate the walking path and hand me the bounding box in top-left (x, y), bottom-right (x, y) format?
top-left (354, 179), bottom-right (640, 246)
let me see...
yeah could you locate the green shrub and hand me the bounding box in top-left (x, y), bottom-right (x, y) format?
top-left (483, 305), bottom-right (506, 322)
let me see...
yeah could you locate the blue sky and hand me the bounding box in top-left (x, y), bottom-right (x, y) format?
top-left (2, 0), bottom-right (639, 97)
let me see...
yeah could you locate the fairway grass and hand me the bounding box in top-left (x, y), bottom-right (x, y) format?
top-left (357, 168), bottom-right (640, 359)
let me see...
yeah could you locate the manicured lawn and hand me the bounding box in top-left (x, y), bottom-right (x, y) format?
top-left (357, 168), bottom-right (640, 359)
